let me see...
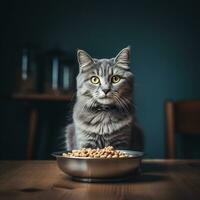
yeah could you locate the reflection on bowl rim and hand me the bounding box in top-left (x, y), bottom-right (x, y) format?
top-left (52, 150), bottom-right (144, 160)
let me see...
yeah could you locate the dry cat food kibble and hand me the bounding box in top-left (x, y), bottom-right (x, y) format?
top-left (62, 146), bottom-right (129, 158)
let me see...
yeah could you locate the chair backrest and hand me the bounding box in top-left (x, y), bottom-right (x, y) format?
top-left (165, 100), bottom-right (200, 158)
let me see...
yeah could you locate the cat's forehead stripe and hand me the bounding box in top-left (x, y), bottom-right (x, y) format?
top-left (99, 66), bottom-right (103, 76)
top-left (109, 66), bottom-right (113, 75)
top-left (90, 59), bottom-right (128, 77)
top-left (103, 65), bottom-right (107, 77)
top-left (96, 68), bottom-right (99, 76)
top-left (95, 60), bottom-right (113, 77)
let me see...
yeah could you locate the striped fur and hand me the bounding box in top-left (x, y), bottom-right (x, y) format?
top-left (65, 47), bottom-right (143, 150)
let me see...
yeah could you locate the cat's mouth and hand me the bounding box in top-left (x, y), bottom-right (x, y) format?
top-left (98, 95), bottom-right (110, 99)
top-left (96, 97), bottom-right (114, 105)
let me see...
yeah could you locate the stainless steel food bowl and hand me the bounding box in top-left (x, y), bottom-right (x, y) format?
top-left (52, 150), bottom-right (144, 182)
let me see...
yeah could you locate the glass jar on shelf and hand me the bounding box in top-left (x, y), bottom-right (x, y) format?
top-left (60, 58), bottom-right (74, 94)
top-left (43, 49), bottom-right (74, 95)
top-left (16, 48), bottom-right (38, 94)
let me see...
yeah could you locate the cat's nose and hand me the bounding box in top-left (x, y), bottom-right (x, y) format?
top-left (102, 88), bottom-right (110, 95)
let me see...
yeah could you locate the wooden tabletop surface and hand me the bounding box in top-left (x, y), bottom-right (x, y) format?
top-left (0, 160), bottom-right (200, 200)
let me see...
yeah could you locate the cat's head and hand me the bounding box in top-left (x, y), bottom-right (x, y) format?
top-left (76, 47), bottom-right (133, 110)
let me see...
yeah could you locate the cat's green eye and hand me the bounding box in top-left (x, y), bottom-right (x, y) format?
top-left (111, 75), bottom-right (121, 84)
top-left (90, 76), bottom-right (100, 84)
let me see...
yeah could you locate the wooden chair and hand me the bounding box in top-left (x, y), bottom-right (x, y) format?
top-left (165, 100), bottom-right (200, 158)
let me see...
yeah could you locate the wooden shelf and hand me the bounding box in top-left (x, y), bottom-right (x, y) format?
top-left (11, 92), bottom-right (75, 159)
top-left (12, 93), bottom-right (74, 101)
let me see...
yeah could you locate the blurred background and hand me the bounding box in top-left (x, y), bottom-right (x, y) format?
top-left (0, 0), bottom-right (200, 160)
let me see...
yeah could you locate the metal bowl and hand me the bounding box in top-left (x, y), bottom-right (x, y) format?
top-left (52, 150), bottom-right (144, 182)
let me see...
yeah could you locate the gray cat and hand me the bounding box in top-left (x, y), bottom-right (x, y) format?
top-left (65, 47), bottom-right (143, 151)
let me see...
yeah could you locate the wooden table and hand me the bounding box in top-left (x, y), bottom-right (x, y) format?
top-left (0, 160), bottom-right (200, 200)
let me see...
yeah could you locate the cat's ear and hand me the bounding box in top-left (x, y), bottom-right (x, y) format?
top-left (77, 49), bottom-right (94, 70)
top-left (114, 46), bottom-right (130, 69)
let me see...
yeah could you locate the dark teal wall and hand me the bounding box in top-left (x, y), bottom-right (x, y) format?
top-left (1, 0), bottom-right (200, 158)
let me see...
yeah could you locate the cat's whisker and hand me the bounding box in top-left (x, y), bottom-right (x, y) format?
top-left (113, 93), bottom-right (123, 110)
top-left (113, 94), bottom-right (126, 113)
top-left (56, 141), bottom-right (66, 147)
top-left (55, 141), bottom-right (67, 149)
top-left (114, 91), bottom-right (131, 113)
top-left (120, 96), bottom-right (132, 113)
top-left (113, 92), bottom-right (124, 108)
